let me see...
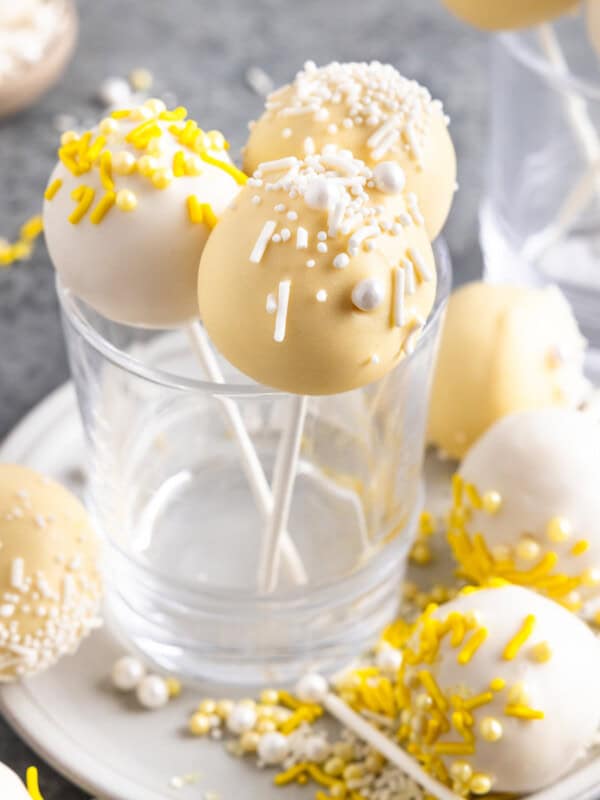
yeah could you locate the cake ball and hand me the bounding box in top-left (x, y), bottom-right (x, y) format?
top-left (198, 149), bottom-right (437, 395)
top-left (43, 99), bottom-right (246, 327)
top-left (243, 61), bottom-right (456, 240)
top-left (428, 281), bottom-right (587, 459)
top-left (449, 409), bottom-right (600, 610)
top-left (0, 763), bottom-right (30, 799)
top-left (441, 0), bottom-right (578, 30)
top-left (0, 464), bottom-right (102, 681)
top-left (399, 584), bottom-right (600, 795)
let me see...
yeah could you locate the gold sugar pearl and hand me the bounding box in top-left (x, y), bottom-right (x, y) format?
top-left (152, 167), bottom-right (174, 190)
top-left (188, 712), bottom-right (211, 736)
top-left (470, 773), bottom-right (493, 795)
top-left (113, 151), bottom-right (136, 175)
top-left (256, 719), bottom-right (276, 734)
top-left (137, 155), bottom-right (158, 177)
top-left (166, 677), bottom-right (181, 698)
top-left (99, 117), bottom-right (118, 136)
top-left (198, 699), bottom-right (217, 715)
top-left (260, 689), bottom-right (279, 705)
top-left (414, 692), bottom-right (433, 711)
top-left (184, 154), bottom-right (204, 175)
top-left (330, 783), bottom-right (347, 799)
top-left (479, 716), bottom-right (503, 742)
top-left (450, 761), bottom-right (473, 783)
top-left (144, 98), bottom-right (166, 115)
top-left (115, 189), bottom-right (138, 212)
top-left (410, 542), bottom-right (432, 566)
top-left (481, 491), bottom-right (502, 514)
top-left (491, 544), bottom-right (511, 562)
top-left (240, 731), bottom-right (260, 753)
top-left (146, 138), bottom-right (167, 157)
top-left (216, 699), bottom-right (234, 719)
top-left (546, 516), bottom-right (572, 543)
top-left (60, 130), bottom-right (79, 146)
top-left (343, 764), bottom-right (363, 781)
top-left (332, 742), bottom-right (355, 761)
top-left (582, 568), bottom-right (600, 587)
top-left (529, 641), bottom-right (553, 663)
top-left (130, 67), bottom-right (154, 91)
top-left (130, 105), bottom-right (153, 122)
top-left (324, 756), bottom-right (346, 777)
top-left (516, 537), bottom-right (541, 562)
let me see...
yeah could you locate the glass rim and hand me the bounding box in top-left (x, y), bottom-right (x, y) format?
top-left (498, 29), bottom-right (600, 102)
top-left (56, 237), bottom-right (452, 398)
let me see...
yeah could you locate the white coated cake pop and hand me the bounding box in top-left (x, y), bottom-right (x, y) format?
top-left (449, 409), bottom-right (600, 611)
top-left (43, 99), bottom-right (246, 327)
top-left (398, 584), bottom-right (600, 795)
top-left (0, 463), bottom-right (102, 681)
top-left (0, 762), bottom-right (30, 799)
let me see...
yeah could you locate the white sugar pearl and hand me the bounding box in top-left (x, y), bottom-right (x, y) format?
top-left (376, 645), bottom-right (403, 674)
top-left (295, 672), bottom-right (328, 704)
top-left (304, 735), bottom-right (331, 763)
top-left (227, 703), bottom-right (258, 734)
top-left (373, 161), bottom-right (406, 195)
top-left (136, 674), bottom-right (169, 709)
top-left (258, 731), bottom-right (289, 764)
top-left (352, 278), bottom-right (386, 311)
top-left (304, 177), bottom-right (338, 210)
top-left (111, 655), bottom-right (146, 691)
top-left (333, 253), bottom-right (350, 270)
top-left (97, 77), bottom-right (132, 108)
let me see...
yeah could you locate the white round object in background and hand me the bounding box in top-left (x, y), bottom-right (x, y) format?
top-left (257, 731), bottom-right (289, 765)
top-left (96, 76), bottom-right (132, 108)
top-left (226, 703), bottom-right (258, 734)
top-left (295, 672), bottom-right (328, 704)
top-left (111, 656), bottom-right (145, 691)
top-left (136, 674), bottom-right (169, 710)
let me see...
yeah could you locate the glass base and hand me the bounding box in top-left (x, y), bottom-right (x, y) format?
top-left (480, 200), bottom-right (600, 384)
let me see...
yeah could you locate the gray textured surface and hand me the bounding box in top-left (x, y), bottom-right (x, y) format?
top-left (0, 0), bottom-right (486, 796)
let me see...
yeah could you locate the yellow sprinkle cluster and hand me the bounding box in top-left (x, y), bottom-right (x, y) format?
top-left (0, 214), bottom-right (44, 268)
top-left (410, 511), bottom-right (438, 567)
top-left (447, 474), bottom-right (588, 610)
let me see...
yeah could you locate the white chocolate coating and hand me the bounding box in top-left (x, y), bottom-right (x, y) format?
top-left (428, 282), bottom-right (588, 459)
top-left (0, 464), bottom-right (101, 681)
top-left (442, 0), bottom-right (578, 30)
top-left (243, 61), bottom-right (456, 240)
top-left (400, 585), bottom-right (600, 794)
top-left (0, 763), bottom-right (29, 799)
top-left (453, 409), bottom-right (600, 609)
top-left (43, 102), bottom-right (244, 327)
top-left (198, 150), bottom-right (436, 395)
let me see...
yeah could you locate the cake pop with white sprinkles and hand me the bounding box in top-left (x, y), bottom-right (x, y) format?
top-left (0, 463), bottom-right (102, 681)
top-left (43, 98), bottom-right (246, 327)
top-left (244, 61), bottom-right (456, 239)
top-left (198, 148), bottom-right (437, 395)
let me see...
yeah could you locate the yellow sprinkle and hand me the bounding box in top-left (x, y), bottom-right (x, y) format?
top-left (504, 704), bottom-right (544, 720)
top-left (99, 151), bottom-right (114, 191)
top-left (463, 692), bottom-right (493, 711)
top-left (433, 741), bottom-right (474, 756)
top-left (479, 717), bottom-right (503, 742)
top-left (481, 490), bottom-right (502, 514)
top-left (451, 711), bottom-right (474, 743)
top-left (489, 678), bottom-right (506, 692)
top-left (274, 763), bottom-right (310, 786)
top-left (159, 106), bottom-right (188, 121)
top-left (529, 641), bottom-right (553, 663)
top-left (20, 215), bottom-right (43, 240)
top-left (571, 540), bottom-right (590, 556)
top-left (546, 516), bottom-right (572, 543)
top-left (69, 185), bottom-right (95, 224)
top-left (115, 189), bottom-right (138, 212)
top-left (197, 149), bottom-right (248, 185)
top-left (89, 192), bottom-right (116, 224)
top-left (166, 677), bottom-right (181, 697)
top-left (457, 627), bottom-right (488, 665)
top-left (26, 767), bottom-right (45, 800)
top-left (452, 474), bottom-right (464, 508)
top-left (419, 511), bottom-right (436, 537)
top-left (465, 483), bottom-right (482, 510)
top-left (44, 179), bottom-right (63, 201)
top-left (173, 150), bottom-right (186, 177)
top-left (418, 670), bottom-right (448, 713)
top-left (503, 614), bottom-right (536, 661)
top-left (111, 109), bottom-right (133, 118)
top-left (308, 764), bottom-right (338, 787)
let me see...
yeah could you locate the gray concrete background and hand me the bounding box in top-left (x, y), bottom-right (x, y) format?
top-left (0, 0), bottom-right (487, 795)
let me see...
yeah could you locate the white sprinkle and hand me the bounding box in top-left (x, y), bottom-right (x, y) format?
top-left (315, 108), bottom-right (329, 121)
top-left (245, 65), bottom-right (274, 96)
top-left (282, 127), bottom-right (292, 139)
top-left (368, 117), bottom-right (398, 149)
top-left (274, 203), bottom-right (286, 213)
top-left (296, 227), bottom-right (309, 250)
top-left (393, 266), bottom-right (405, 327)
top-left (279, 105), bottom-right (317, 117)
top-left (257, 157), bottom-right (299, 175)
top-left (349, 225), bottom-right (379, 251)
top-left (317, 231), bottom-right (327, 241)
top-left (371, 129), bottom-right (400, 161)
top-left (320, 154), bottom-right (360, 175)
top-left (34, 514), bottom-right (46, 529)
top-left (10, 558), bottom-right (24, 591)
top-left (316, 289), bottom-right (328, 302)
top-left (303, 136), bottom-right (315, 155)
top-left (370, 354), bottom-right (381, 365)
top-left (280, 228), bottom-right (291, 242)
top-left (317, 242), bottom-right (328, 253)
top-left (63, 574), bottom-right (75, 604)
top-left (333, 253), bottom-right (350, 270)
top-left (306, 259), bottom-right (316, 268)
top-left (250, 220), bottom-right (277, 263)
top-left (328, 197), bottom-right (348, 237)
top-left (407, 192), bottom-right (425, 226)
top-left (287, 211), bottom-right (298, 221)
top-left (251, 195), bottom-right (261, 205)
top-left (405, 121), bottom-right (423, 163)
top-left (274, 280), bottom-right (291, 343)
top-left (402, 259), bottom-right (416, 294)
top-left (272, 234), bottom-right (281, 243)
top-left (327, 123), bottom-right (338, 135)
top-left (266, 293), bottom-right (277, 314)
top-left (0, 605), bottom-right (14, 618)
top-left (407, 247), bottom-right (433, 282)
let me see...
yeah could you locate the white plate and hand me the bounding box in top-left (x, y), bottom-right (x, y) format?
top-left (2, 384), bottom-right (600, 800)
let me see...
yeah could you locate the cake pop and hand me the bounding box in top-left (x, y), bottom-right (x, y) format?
top-left (398, 584), bottom-right (600, 795)
top-left (243, 61), bottom-right (456, 240)
top-left (0, 463), bottom-right (102, 681)
top-left (428, 281), bottom-right (587, 459)
top-left (43, 99), bottom-right (246, 327)
top-left (441, 0), bottom-right (578, 30)
top-left (198, 148), bottom-right (437, 396)
top-left (449, 409), bottom-right (600, 610)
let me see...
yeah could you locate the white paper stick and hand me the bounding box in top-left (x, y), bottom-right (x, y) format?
top-left (258, 394), bottom-right (308, 594)
top-left (186, 323), bottom-right (307, 586)
top-left (324, 692), bottom-right (462, 800)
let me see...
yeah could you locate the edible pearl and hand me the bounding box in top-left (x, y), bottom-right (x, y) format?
top-left (304, 735), bottom-right (330, 763)
top-left (111, 655), bottom-right (145, 691)
top-left (258, 731), bottom-right (289, 764)
top-left (376, 645), bottom-right (403, 674)
top-left (116, 189), bottom-right (138, 212)
top-left (373, 161), bottom-right (406, 194)
top-left (295, 672), bottom-right (328, 704)
top-left (304, 177), bottom-right (337, 210)
top-left (546, 516), bottom-right (572, 543)
top-left (113, 151), bottom-right (136, 176)
top-left (352, 278), bottom-right (385, 312)
top-left (97, 76), bottom-right (132, 108)
top-left (136, 674), bottom-right (169, 709)
top-left (479, 716), bottom-right (503, 742)
top-left (226, 703), bottom-right (257, 734)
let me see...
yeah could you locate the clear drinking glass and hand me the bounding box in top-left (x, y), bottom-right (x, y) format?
top-left (481, 17), bottom-right (600, 378)
top-left (57, 241), bottom-right (451, 686)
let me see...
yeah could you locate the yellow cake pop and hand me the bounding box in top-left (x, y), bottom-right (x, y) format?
top-left (43, 99), bottom-right (246, 327)
top-left (441, 0), bottom-right (578, 31)
top-left (198, 148), bottom-right (437, 395)
top-left (0, 463), bottom-right (102, 681)
top-left (243, 61), bottom-right (456, 240)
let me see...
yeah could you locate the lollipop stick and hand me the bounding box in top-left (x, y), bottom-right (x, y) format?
top-left (185, 322), bottom-right (307, 586)
top-left (323, 693), bottom-right (461, 800)
top-left (258, 394), bottom-right (308, 594)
